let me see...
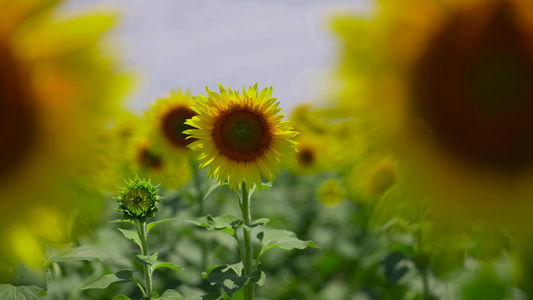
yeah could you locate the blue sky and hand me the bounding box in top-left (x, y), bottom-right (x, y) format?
top-left (65, 0), bottom-right (369, 113)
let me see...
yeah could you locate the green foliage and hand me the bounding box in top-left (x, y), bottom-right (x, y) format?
top-left (81, 269), bottom-right (133, 290)
top-left (257, 228), bottom-right (319, 252)
top-left (45, 244), bottom-right (110, 265)
top-left (204, 266), bottom-right (265, 296)
top-left (0, 284), bottom-right (43, 300)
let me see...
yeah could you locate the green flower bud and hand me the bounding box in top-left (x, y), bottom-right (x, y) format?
top-left (114, 177), bottom-right (163, 220)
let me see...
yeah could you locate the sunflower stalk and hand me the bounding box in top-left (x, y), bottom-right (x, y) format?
top-left (240, 182), bottom-right (255, 300)
top-left (138, 219), bottom-right (153, 299)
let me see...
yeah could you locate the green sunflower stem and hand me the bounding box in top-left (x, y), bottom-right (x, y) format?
top-left (191, 158), bottom-right (208, 270)
top-left (138, 219), bottom-right (153, 299)
top-left (240, 182), bottom-right (255, 300)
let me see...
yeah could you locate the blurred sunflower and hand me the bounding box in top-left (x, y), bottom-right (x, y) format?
top-left (0, 0), bottom-right (127, 273)
top-left (333, 0), bottom-right (533, 228)
top-left (147, 89), bottom-right (197, 163)
top-left (289, 104), bottom-right (331, 175)
top-left (185, 83), bottom-right (298, 190)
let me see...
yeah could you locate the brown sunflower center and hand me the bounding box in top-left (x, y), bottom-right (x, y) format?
top-left (298, 147), bottom-right (315, 166)
top-left (162, 106), bottom-right (196, 148)
top-left (213, 107), bottom-right (271, 162)
top-left (138, 144), bottom-right (163, 170)
top-left (412, 1), bottom-right (533, 173)
top-left (0, 40), bottom-right (36, 181)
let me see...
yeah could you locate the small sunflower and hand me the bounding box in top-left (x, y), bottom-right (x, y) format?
top-left (115, 178), bottom-right (163, 220)
top-left (147, 89), bottom-right (197, 165)
top-left (185, 83), bottom-right (298, 190)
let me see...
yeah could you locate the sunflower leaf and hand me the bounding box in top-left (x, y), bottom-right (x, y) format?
top-left (112, 295), bottom-right (132, 300)
top-left (242, 218), bottom-right (270, 231)
top-left (147, 218), bottom-right (175, 233)
top-left (136, 252), bottom-right (158, 265)
top-left (257, 228), bottom-right (320, 252)
top-left (187, 214), bottom-right (243, 236)
top-left (117, 228), bottom-right (141, 248)
top-left (249, 182), bottom-right (272, 196)
top-left (153, 261), bottom-right (184, 272)
top-left (203, 181), bottom-right (222, 201)
top-left (81, 269), bottom-right (133, 290)
top-left (0, 284), bottom-right (43, 300)
top-left (205, 265), bottom-right (265, 296)
top-left (110, 219), bottom-right (136, 225)
top-left (158, 289), bottom-right (185, 300)
top-left (45, 244), bottom-right (110, 264)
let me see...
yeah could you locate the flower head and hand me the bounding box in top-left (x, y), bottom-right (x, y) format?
top-left (0, 0), bottom-right (127, 271)
top-left (115, 178), bottom-right (163, 220)
top-left (185, 83), bottom-right (298, 190)
top-left (147, 89), bottom-right (197, 164)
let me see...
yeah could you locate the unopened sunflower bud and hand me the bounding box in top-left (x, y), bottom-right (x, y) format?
top-left (114, 178), bottom-right (163, 220)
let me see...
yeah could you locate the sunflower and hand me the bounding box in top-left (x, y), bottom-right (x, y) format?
top-left (332, 0), bottom-right (533, 226)
top-left (0, 0), bottom-right (127, 273)
top-left (147, 89), bottom-right (197, 164)
top-left (185, 83), bottom-right (298, 190)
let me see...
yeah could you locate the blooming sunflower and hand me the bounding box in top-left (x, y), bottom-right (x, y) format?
top-left (332, 0), bottom-right (533, 226)
top-left (185, 83), bottom-right (298, 190)
top-left (147, 89), bottom-right (197, 164)
top-left (0, 0), bottom-right (127, 272)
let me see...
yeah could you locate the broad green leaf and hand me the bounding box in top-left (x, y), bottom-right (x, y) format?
top-left (187, 215), bottom-right (243, 235)
top-left (45, 244), bottom-right (110, 264)
top-left (147, 218), bottom-right (175, 233)
top-left (117, 228), bottom-right (142, 248)
top-left (0, 284), bottom-right (43, 300)
top-left (205, 266), bottom-right (265, 296)
top-left (257, 229), bottom-right (319, 252)
top-left (113, 295), bottom-right (132, 300)
top-left (158, 289), bottom-right (185, 300)
top-left (136, 253), bottom-right (158, 265)
top-left (153, 261), bottom-right (183, 272)
top-left (250, 270), bottom-right (266, 286)
top-left (81, 269), bottom-right (133, 290)
top-left (242, 218), bottom-right (270, 231)
top-left (205, 266), bottom-right (250, 296)
top-left (188, 292), bottom-right (223, 300)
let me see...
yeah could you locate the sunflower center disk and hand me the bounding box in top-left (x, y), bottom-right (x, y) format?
top-left (0, 42), bottom-right (36, 181)
top-left (214, 108), bottom-right (271, 162)
top-left (125, 188), bottom-right (151, 215)
top-left (162, 106), bottom-right (196, 148)
top-left (412, 1), bottom-right (533, 173)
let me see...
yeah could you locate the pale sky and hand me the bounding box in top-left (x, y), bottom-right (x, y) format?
top-left (65, 0), bottom-right (369, 113)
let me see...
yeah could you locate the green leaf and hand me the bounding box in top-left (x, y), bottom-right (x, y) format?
top-left (110, 219), bottom-right (136, 225)
top-left (153, 261), bottom-right (183, 272)
top-left (0, 284), bottom-right (43, 300)
top-left (205, 266), bottom-right (250, 296)
top-left (117, 228), bottom-right (141, 248)
top-left (81, 269), bottom-right (133, 290)
top-left (204, 181), bottom-right (222, 201)
top-left (136, 253), bottom-right (158, 265)
top-left (257, 229), bottom-right (319, 252)
top-left (45, 244), bottom-right (110, 264)
top-left (205, 266), bottom-right (265, 296)
top-left (158, 289), bottom-right (185, 300)
top-left (250, 182), bottom-right (272, 196)
top-left (242, 218), bottom-right (270, 231)
top-left (147, 218), bottom-right (175, 233)
top-left (113, 295), bottom-right (132, 300)
top-left (187, 215), bottom-right (243, 235)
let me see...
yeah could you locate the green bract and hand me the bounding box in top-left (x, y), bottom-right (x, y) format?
top-left (114, 178), bottom-right (163, 220)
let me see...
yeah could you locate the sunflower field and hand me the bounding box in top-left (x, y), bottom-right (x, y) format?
top-left (2, 0), bottom-right (533, 299)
